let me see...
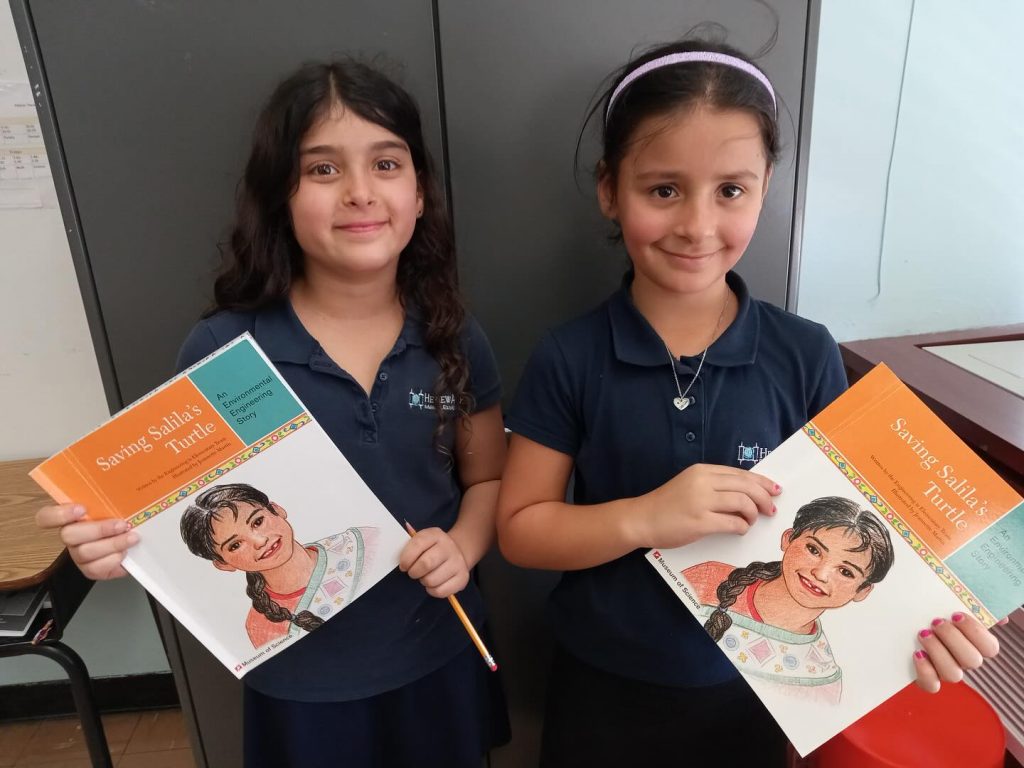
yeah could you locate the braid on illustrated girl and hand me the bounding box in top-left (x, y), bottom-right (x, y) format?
top-left (179, 483), bottom-right (324, 633)
top-left (245, 571), bottom-right (323, 632)
top-left (704, 496), bottom-right (895, 641)
top-left (704, 561), bottom-right (782, 641)
top-left (208, 60), bottom-right (472, 451)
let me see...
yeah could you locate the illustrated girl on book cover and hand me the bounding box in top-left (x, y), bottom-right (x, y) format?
top-left (683, 497), bottom-right (894, 703)
top-left (179, 483), bottom-right (377, 649)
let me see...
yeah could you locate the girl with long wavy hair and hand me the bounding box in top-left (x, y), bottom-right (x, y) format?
top-left (37, 59), bottom-right (508, 767)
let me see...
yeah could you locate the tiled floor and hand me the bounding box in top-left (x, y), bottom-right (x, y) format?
top-left (0, 708), bottom-right (193, 768)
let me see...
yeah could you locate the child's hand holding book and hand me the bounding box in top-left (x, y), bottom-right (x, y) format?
top-left (36, 502), bottom-right (137, 581)
top-left (912, 611), bottom-right (1003, 693)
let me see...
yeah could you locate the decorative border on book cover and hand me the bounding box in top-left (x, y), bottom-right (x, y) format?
top-left (128, 414), bottom-right (313, 527)
top-left (803, 423), bottom-right (994, 624)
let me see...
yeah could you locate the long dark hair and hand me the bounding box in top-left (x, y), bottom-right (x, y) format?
top-left (211, 59), bottom-right (471, 445)
top-left (578, 39), bottom-right (781, 241)
top-left (180, 483), bottom-right (324, 634)
top-left (704, 497), bottom-right (895, 641)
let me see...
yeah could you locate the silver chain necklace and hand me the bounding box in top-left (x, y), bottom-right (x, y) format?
top-left (665, 343), bottom-right (707, 411)
top-left (663, 292), bottom-right (731, 412)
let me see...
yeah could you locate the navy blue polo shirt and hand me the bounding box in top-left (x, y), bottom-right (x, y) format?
top-left (505, 271), bottom-right (847, 688)
top-left (176, 300), bottom-right (501, 702)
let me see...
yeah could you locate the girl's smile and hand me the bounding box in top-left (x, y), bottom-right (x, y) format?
top-left (210, 501), bottom-right (297, 573)
top-left (797, 573), bottom-right (827, 597)
top-left (335, 220), bottom-right (388, 235)
top-left (257, 536), bottom-right (283, 562)
top-left (289, 105), bottom-right (423, 279)
top-left (598, 106), bottom-right (770, 300)
top-left (656, 246), bottom-right (723, 268)
top-left (779, 527), bottom-right (875, 611)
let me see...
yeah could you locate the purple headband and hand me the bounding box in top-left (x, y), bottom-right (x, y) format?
top-left (605, 51), bottom-right (777, 123)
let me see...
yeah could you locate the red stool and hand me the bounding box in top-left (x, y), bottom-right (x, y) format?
top-left (793, 682), bottom-right (1005, 768)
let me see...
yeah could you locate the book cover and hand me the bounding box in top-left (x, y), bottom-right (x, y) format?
top-left (31, 334), bottom-right (409, 677)
top-left (646, 363), bottom-right (1024, 756)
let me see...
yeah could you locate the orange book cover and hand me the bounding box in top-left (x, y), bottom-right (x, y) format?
top-left (32, 334), bottom-right (409, 677)
top-left (647, 363), bottom-right (1023, 756)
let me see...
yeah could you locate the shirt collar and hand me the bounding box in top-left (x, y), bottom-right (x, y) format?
top-left (252, 298), bottom-right (426, 365)
top-left (608, 270), bottom-right (759, 368)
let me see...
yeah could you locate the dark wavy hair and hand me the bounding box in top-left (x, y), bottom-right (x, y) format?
top-left (180, 483), bottom-right (324, 635)
top-left (704, 497), bottom-right (895, 642)
top-left (210, 59), bottom-right (470, 446)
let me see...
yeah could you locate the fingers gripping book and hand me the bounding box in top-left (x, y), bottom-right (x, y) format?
top-left (647, 363), bottom-right (1024, 756)
top-left (32, 335), bottom-right (409, 677)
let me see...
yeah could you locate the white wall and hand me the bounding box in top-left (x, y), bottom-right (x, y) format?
top-left (798, 0), bottom-right (1024, 340)
top-left (0, 2), bottom-right (169, 685)
top-left (0, 10), bottom-right (109, 457)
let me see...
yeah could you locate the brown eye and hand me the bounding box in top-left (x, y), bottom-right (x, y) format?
top-left (721, 184), bottom-right (744, 199)
top-left (252, 515), bottom-right (264, 529)
top-left (806, 543), bottom-right (820, 556)
top-left (228, 541), bottom-right (241, 552)
top-left (375, 159), bottom-right (400, 172)
top-left (311, 162), bottom-right (337, 176)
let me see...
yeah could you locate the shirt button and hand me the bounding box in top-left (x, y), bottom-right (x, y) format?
top-left (371, 402), bottom-right (379, 413)
top-left (685, 431), bottom-right (697, 442)
top-left (378, 372), bottom-right (389, 382)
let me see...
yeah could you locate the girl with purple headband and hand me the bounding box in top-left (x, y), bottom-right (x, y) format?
top-left (498, 39), bottom-right (1001, 765)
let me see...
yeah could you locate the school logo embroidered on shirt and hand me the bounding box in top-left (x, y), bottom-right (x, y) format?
top-left (408, 389), bottom-right (456, 412)
top-left (737, 441), bottom-right (771, 465)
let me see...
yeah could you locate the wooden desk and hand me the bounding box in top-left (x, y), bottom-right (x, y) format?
top-left (0, 460), bottom-right (65, 588)
top-left (841, 324), bottom-right (1024, 495)
top-left (0, 458), bottom-right (112, 768)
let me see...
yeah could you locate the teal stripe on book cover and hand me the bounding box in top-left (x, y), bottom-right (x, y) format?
top-left (946, 501), bottom-right (1024, 619)
top-left (188, 340), bottom-right (303, 445)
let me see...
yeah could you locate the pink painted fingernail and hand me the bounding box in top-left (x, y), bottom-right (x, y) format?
top-left (952, 612), bottom-right (965, 623)
top-left (914, 650), bottom-right (927, 660)
top-left (931, 618), bottom-right (944, 627)
top-left (771, 504), bottom-right (777, 514)
top-left (919, 629), bottom-right (932, 639)
top-left (773, 484), bottom-right (782, 493)
top-left (72, 505), bottom-right (86, 518)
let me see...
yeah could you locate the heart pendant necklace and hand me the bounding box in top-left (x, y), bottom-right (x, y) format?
top-left (667, 345), bottom-right (706, 411)
top-left (664, 291), bottom-right (730, 412)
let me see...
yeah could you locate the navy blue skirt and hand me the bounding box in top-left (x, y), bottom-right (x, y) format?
top-left (243, 641), bottom-right (509, 768)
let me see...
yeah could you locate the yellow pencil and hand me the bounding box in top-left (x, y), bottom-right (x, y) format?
top-left (405, 523), bottom-right (498, 672)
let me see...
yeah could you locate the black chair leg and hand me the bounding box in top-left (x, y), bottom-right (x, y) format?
top-left (0, 641), bottom-right (113, 768)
